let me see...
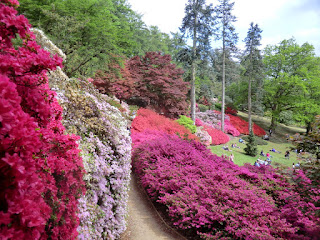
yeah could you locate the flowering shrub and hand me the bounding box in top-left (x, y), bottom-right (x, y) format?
top-left (194, 127), bottom-right (212, 146)
top-left (225, 106), bottom-right (237, 115)
top-left (176, 115), bottom-right (197, 133)
top-left (131, 108), bottom-right (199, 142)
top-left (33, 28), bottom-right (132, 239)
top-left (132, 134), bottom-right (320, 239)
top-left (0, 2), bottom-right (85, 239)
top-left (228, 114), bottom-right (266, 136)
top-left (196, 111), bottom-right (240, 136)
top-left (203, 126), bottom-right (230, 145)
top-left (196, 110), bottom-right (223, 128)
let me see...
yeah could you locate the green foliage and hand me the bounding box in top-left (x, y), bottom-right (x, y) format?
top-left (244, 132), bottom-right (258, 156)
top-left (215, 102), bottom-right (222, 110)
top-left (263, 38), bottom-right (320, 130)
top-left (18, 0), bottom-right (185, 77)
top-left (243, 135), bottom-right (268, 146)
top-left (176, 115), bottom-right (197, 134)
top-left (198, 104), bottom-right (210, 112)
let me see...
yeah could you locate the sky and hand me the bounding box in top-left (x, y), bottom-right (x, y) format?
top-left (127, 0), bottom-right (320, 55)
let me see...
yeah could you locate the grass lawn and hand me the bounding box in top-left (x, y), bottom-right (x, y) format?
top-left (210, 112), bottom-right (305, 168)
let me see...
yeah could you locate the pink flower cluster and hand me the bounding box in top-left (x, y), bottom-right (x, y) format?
top-left (132, 134), bottom-right (320, 239)
top-left (0, 1), bottom-right (85, 239)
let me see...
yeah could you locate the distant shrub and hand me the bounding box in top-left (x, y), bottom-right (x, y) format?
top-left (176, 115), bottom-right (196, 133)
top-left (198, 103), bottom-right (210, 112)
top-left (227, 114), bottom-right (266, 136)
top-left (225, 106), bottom-right (238, 115)
top-left (203, 126), bottom-right (230, 145)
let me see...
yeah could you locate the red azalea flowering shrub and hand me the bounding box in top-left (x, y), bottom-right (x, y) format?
top-left (195, 118), bottom-right (230, 145)
top-left (132, 134), bottom-right (320, 239)
top-left (0, 1), bottom-right (85, 239)
top-left (131, 108), bottom-right (199, 142)
top-left (225, 106), bottom-right (238, 115)
top-left (228, 114), bottom-right (266, 136)
top-left (203, 126), bottom-right (230, 145)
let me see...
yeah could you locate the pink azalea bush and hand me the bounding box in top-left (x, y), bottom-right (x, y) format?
top-left (0, 1), bottom-right (85, 238)
top-left (132, 134), bottom-right (320, 240)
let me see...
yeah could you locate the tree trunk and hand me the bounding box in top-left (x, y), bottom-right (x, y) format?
top-left (248, 75), bottom-right (252, 133)
top-left (221, 34), bottom-right (226, 132)
top-left (306, 121), bottom-right (312, 135)
top-left (190, 6), bottom-right (198, 123)
top-left (270, 114), bottom-right (277, 132)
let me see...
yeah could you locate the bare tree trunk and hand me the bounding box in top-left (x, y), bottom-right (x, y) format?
top-left (190, 6), bottom-right (198, 122)
top-left (221, 31), bottom-right (226, 132)
top-left (248, 75), bottom-right (252, 133)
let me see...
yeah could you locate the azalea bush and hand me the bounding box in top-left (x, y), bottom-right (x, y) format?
top-left (228, 114), bottom-right (266, 136)
top-left (33, 28), bottom-right (132, 239)
top-left (0, 1), bottom-right (85, 239)
top-left (196, 111), bottom-right (240, 137)
top-left (132, 134), bottom-right (320, 240)
top-left (131, 108), bottom-right (199, 142)
top-left (203, 126), bottom-right (230, 145)
top-left (194, 127), bottom-right (212, 146)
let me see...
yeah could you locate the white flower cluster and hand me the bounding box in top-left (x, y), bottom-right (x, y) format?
top-left (33, 29), bottom-right (132, 239)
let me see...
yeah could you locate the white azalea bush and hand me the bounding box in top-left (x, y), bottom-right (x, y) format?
top-left (33, 29), bottom-right (132, 240)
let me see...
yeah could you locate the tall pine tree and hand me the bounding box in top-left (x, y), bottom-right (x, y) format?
top-left (214, 0), bottom-right (238, 132)
top-left (242, 23), bottom-right (263, 133)
top-left (180, 0), bottom-right (214, 121)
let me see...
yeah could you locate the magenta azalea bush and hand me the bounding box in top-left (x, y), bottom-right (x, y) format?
top-left (0, 1), bottom-right (85, 239)
top-left (132, 134), bottom-right (320, 240)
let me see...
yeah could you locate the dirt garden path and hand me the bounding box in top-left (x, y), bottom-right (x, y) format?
top-left (120, 173), bottom-right (187, 240)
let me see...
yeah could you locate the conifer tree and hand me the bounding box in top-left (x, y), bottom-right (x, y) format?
top-left (244, 131), bottom-right (257, 156)
top-left (214, 0), bottom-right (238, 132)
top-left (180, 0), bottom-right (214, 122)
top-left (242, 23), bottom-right (263, 133)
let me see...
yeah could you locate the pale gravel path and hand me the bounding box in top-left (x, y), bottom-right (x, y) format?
top-left (120, 173), bottom-right (187, 240)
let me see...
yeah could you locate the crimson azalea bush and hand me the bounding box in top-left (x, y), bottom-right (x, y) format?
top-left (228, 114), bottom-right (266, 136)
top-left (131, 108), bottom-right (199, 143)
top-left (132, 134), bottom-right (320, 240)
top-left (0, 1), bottom-right (85, 239)
top-left (203, 126), bottom-right (230, 145)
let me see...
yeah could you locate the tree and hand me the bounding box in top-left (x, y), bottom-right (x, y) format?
top-left (263, 38), bottom-right (320, 131)
top-left (244, 132), bottom-right (257, 156)
top-left (214, 0), bottom-right (238, 132)
top-left (242, 23), bottom-right (263, 133)
top-left (180, 0), bottom-right (214, 122)
top-left (19, 0), bottom-right (137, 77)
top-left (94, 52), bottom-right (189, 118)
